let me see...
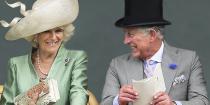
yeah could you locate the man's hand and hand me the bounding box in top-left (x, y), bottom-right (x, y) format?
top-left (151, 91), bottom-right (175, 105)
top-left (118, 85), bottom-right (138, 105)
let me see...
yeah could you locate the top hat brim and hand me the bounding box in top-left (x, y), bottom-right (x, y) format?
top-left (115, 17), bottom-right (171, 27)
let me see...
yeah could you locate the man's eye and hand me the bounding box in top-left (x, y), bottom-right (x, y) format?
top-left (128, 33), bottom-right (134, 37)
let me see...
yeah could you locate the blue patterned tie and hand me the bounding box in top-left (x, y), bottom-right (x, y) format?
top-left (144, 60), bottom-right (157, 78)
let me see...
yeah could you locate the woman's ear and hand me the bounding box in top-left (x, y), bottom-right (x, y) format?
top-left (33, 34), bottom-right (39, 48)
top-left (33, 35), bottom-right (38, 43)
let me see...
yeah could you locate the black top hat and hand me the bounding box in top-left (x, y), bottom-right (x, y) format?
top-left (115, 0), bottom-right (171, 27)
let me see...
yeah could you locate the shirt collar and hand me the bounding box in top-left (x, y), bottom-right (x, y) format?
top-left (149, 41), bottom-right (164, 63)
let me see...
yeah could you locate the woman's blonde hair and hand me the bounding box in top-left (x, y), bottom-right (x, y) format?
top-left (24, 24), bottom-right (75, 47)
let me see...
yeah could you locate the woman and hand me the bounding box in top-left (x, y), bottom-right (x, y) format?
top-left (0, 0), bottom-right (88, 104)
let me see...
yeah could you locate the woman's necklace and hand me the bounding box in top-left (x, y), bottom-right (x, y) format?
top-left (36, 50), bottom-right (48, 81)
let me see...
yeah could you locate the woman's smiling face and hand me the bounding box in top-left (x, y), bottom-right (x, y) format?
top-left (36, 27), bottom-right (64, 53)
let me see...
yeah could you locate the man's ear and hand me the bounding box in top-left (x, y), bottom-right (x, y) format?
top-left (149, 29), bottom-right (157, 42)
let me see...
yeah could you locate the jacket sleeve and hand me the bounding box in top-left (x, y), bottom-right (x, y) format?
top-left (101, 59), bottom-right (121, 105)
top-left (69, 51), bottom-right (88, 105)
top-left (0, 59), bottom-right (17, 105)
top-left (180, 52), bottom-right (209, 105)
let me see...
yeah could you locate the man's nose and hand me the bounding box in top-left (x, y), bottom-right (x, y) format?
top-left (124, 35), bottom-right (132, 44)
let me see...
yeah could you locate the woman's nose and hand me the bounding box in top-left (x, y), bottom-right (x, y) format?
top-left (49, 31), bottom-right (57, 39)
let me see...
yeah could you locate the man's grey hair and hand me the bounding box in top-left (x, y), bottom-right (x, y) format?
top-left (24, 23), bottom-right (75, 47)
top-left (137, 26), bottom-right (164, 40)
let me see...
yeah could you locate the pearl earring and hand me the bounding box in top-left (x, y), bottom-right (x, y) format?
top-left (33, 36), bottom-right (39, 47)
top-left (34, 39), bottom-right (37, 43)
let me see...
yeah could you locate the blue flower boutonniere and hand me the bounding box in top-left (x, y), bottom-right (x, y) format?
top-left (169, 64), bottom-right (177, 70)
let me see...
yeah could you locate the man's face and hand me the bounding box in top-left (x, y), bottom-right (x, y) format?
top-left (123, 27), bottom-right (152, 59)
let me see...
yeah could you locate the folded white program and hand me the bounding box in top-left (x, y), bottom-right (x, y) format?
top-left (132, 76), bottom-right (166, 105)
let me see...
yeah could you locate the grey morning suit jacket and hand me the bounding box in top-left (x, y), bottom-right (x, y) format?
top-left (101, 42), bottom-right (209, 105)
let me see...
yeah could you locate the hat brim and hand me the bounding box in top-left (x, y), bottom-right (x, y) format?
top-left (115, 17), bottom-right (171, 27)
top-left (5, 0), bottom-right (79, 40)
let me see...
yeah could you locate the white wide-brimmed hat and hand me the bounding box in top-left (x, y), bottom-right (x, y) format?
top-left (0, 0), bottom-right (79, 40)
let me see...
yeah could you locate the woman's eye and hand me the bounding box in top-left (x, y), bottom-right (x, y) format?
top-left (43, 30), bottom-right (50, 33)
top-left (55, 29), bottom-right (64, 33)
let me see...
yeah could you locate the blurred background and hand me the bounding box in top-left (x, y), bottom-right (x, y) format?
top-left (0, 0), bottom-right (210, 102)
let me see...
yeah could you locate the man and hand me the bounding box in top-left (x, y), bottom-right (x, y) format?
top-left (101, 0), bottom-right (209, 105)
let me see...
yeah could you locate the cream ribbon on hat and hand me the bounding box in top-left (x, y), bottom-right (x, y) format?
top-left (0, 1), bottom-right (30, 27)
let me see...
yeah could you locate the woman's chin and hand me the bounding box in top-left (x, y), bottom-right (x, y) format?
top-left (41, 47), bottom-right (59, 54)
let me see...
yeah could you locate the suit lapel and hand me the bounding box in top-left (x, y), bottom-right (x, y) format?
top-left (161, 43), bottom-right (178, 93)
top-left (126, 55), bottom-right (144, 84)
